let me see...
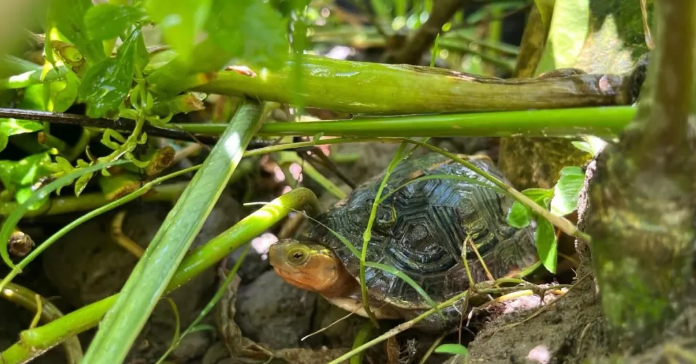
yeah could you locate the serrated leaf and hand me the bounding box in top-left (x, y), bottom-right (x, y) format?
top-left (434, 343), bottom-right (469, 356)
top-left (146, 0), bottom-right (211, 62)
top-left (48, 0), bottom-right (105, 64)
top-left (535, 218), bottom-right (558, 273)
top-left (206, 0), bottom-right (289, 69)
top-left (85, 4), bottom-right (147, 41)
top-left (507, 200), bottom-right (532, 228)
top-left (78, 29), bottom-right (148, 118)
top-left (551, 166), bottom-right (584, 216)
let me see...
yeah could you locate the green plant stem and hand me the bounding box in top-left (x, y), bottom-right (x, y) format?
top-left (192, 54), bottom-right (635, 114)
top-left (0, 159), bottom-right (130, 270)
top-left (0, 182), bottom-right (186, 217)
top-left (81, 99), bottom-right (265, 364)
top-left (0, 138), bottom-right (397, 219)
top-left (1, 282), bottom-right (82, 364)
top-left (0, 188), bottom-right (319, 364)
top-left (171, 106), bottom-right (636, 139)
top-left (0, 170), bottom-right (198, 293)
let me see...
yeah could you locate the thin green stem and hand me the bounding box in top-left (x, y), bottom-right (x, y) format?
top-left (1, 283), bottom-right (82, 364)
top-left (0, 182), bottom-right (187, 217)
top-left (0, 168), bottom-right (199, 293)
top-left (171, 106), bottom-right (636, 139)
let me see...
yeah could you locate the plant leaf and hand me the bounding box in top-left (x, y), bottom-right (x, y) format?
top-left (550, 166), bottom-right (585, 216)
top-left (522, 187), bottom-right (554, 207)
top-left (78, 28), bottom-right (147, 118)
top-left (434, 343), bottom-right (469, 356)
top-left (0, 118), bottom-right (44, 153)
top-left (571, 141), bottom-right (593, 155)
top-left (48, 0), bottom-right (105, 64)
top-left (146, 0), bottom-right (211, 62)
top-left (507, 200), bottom-right (532, 228)
top-left (206, 0), bottom-right (289, 69)
top-left (85, 4), bottom-right (147, 41)
top-left (535, 0), bottom-right (590, 75)
top-left (535, 218), bottom-right (558, 273)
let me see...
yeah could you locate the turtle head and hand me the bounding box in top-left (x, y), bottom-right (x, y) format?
top-left (269, 239), bottom-right (348, 296)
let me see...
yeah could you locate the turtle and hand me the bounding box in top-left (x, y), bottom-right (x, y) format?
top-left (269, 152), bottom-right (539, 333)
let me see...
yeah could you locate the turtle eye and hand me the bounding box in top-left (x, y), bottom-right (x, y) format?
top-left (287, 248), bottom-right (309, 265)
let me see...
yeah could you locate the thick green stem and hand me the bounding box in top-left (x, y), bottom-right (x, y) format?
top-left (171, 106), bottom-right (635, 139)
top-left (587, 0), bottom-right (696, 350)
top-left (193, 54), bottom-right (635, 115)
top-left (0, 188), bottom-right (319, 364)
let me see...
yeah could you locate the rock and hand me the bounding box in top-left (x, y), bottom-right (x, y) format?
top-left (234, 270), bottom-right (318, 349)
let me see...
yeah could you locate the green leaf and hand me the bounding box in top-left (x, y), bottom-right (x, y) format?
top-left (146, 0), bottom-right (211, 62)
top-left (78, 29), bottom-right (148, 118)
top-left (571, 141), bottom-right (593, 155)
top-left (85, 4), bottom-right (147, 41)
top-left (506, 188), bottom-right (553, 229)
top-left (535, 218), bottom-right (558, 273)
top-left (507, 200), bottom-right (532, 228)
top-left (434, 343), bottom-right (469, 356)
top-left (44, 69), bottom-right (81, 112)
top-left (0, 158), bottom-right (131, 269)
top-left (522, 188), bottom-right (554, 208)
top-left (0, 161), bottom-right (14, 189)
top-left (535, 0), bottom-right (590, 75)
top-left (550, 166), bottom-right (585, 216)
top-left (11, 153), bottom-right (52, 187)
top-left (0, 119), bottom-right (44, 152)
top-left (48, 0), bottom-right (105, 64)
top-left (206, 0), bottom-right (289, 69)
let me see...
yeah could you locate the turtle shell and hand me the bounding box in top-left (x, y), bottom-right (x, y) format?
top-left (303, 153), bottom-right (538, 310)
